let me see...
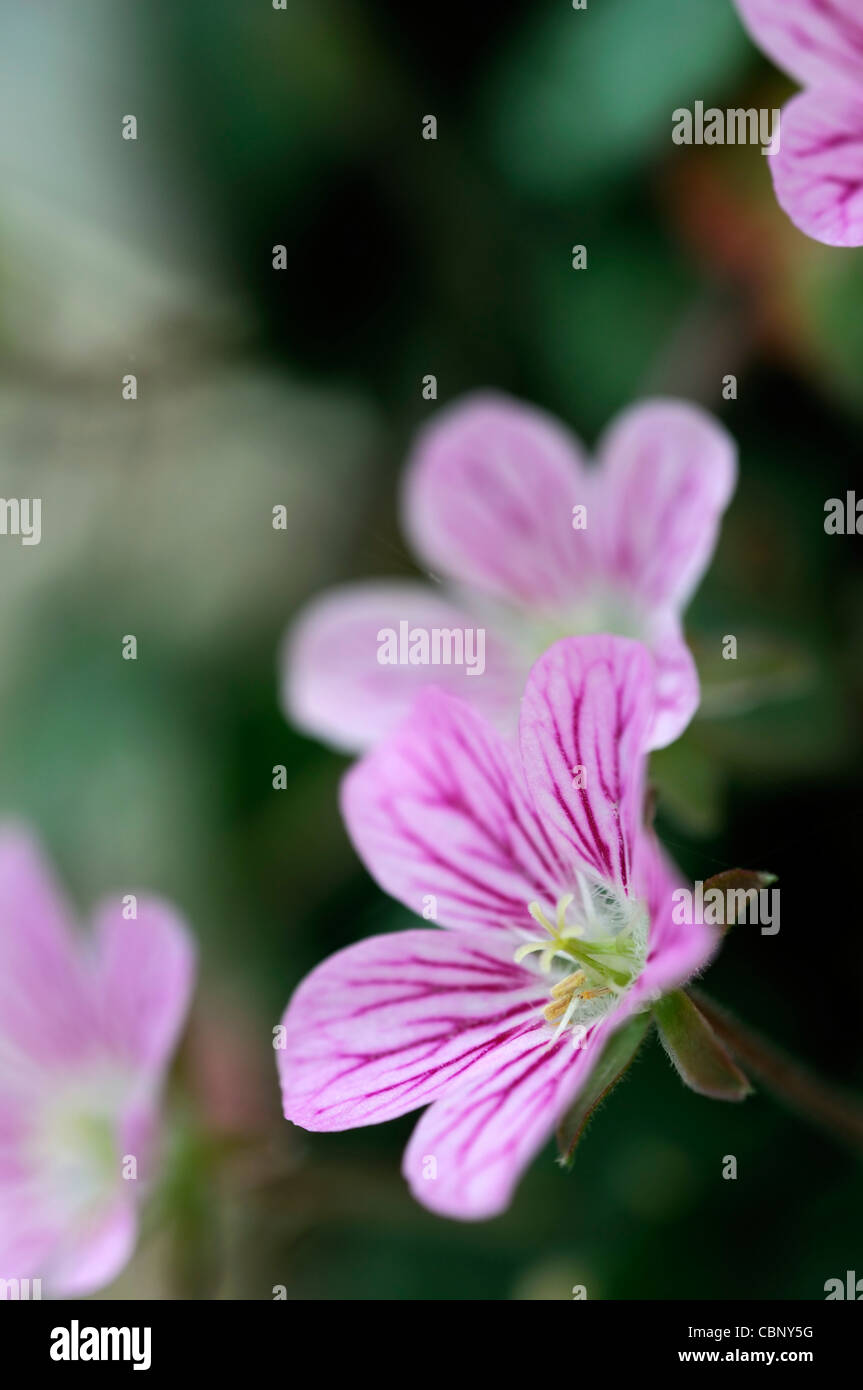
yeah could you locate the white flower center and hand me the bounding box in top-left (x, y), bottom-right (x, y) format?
top-left (25, 1072), bottom-right (132, 1220)
top-left (514, 878), bottom-right (648, 1044)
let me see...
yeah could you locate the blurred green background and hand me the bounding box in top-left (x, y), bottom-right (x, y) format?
top-left (1, 0), bottom-right (860, 1299)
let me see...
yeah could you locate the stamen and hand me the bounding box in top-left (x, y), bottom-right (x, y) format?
top-left (543, 997), bottom-right (570, 1023)
top-left (551, 970), bottom-right (586, 999)
top-left (519, 887), bottom-right (648, 1042)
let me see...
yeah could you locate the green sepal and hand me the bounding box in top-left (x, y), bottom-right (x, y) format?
top-left (654, 990), bottom-right (753, 1101)
top-left (555, 1010), bottom-right (652, 1168)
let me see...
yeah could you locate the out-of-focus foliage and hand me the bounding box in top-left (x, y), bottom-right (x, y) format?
top-left (481, 0), bottom-right (752, 198)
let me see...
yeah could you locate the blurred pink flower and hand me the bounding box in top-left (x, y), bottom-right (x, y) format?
top-left (278, 636), bottom-right (717, 1220)
top-left (734, 0), bottom-right (863, 245)
top-left (0, 829), bottom-right (195, 1295)
top-left (283, 393), bottom-right (736, 756)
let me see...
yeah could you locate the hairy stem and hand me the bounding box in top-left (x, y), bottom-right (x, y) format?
top-left (689, 989), bottom-right (863, 1154)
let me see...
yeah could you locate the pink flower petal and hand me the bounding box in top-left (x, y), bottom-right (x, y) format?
top-left (401, 1010), bottom-right (612, 1220)
top-left (90, 898), bottom-right (196, 1075)
top-left (734, 0), bottom-right (863, 90)
top-left (403, 393), bottom-right (594, 607)
top-left (278, 928), bottom-right (547, 1131)
top-left (0, 832), bottom-right (195, 1296)
top-left (398, 847), bottom-right (717, 1222)
top-left (518, 636), bottom-right (653, 894)
top-left (341, 690), bottom-right (569, 933)
top-left (770, 87), bottom-right (863, 247)
top-left (47, 1199), bottom-right (138, 1297)
top-left (636, 837), bottom-right (719, 1001)
top-left (0, 1208), bottom-right (61, 1285)
top-left (0, 827), bottom-right (96, 1070)
top-left (644, 610), bottom-right (700, 750)
top-left (282, 580), bottom-right (520, 753)
top-left (0, 1102), bottom-right (139, 1295)
top-left (0, 1103), bottom-right (57, 1276)
top-left (595, 399), bottom-right (737, 613)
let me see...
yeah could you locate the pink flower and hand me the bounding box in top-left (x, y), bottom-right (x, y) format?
top-left (283, 393), bottom-right (736, 757)
top-left (0, 829), bottom-right (196, 1295)
top-left (734, 0), bottom-right (863, 246)
top-left (278, 636), bottom-right (717, 1220)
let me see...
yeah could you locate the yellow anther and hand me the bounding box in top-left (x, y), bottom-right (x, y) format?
top-left (543, 997), bottom-right (570, 1023)
top-left (550, 970), bottom-right (586, 999)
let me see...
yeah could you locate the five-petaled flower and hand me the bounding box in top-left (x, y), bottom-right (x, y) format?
top-left (0, 829), bottom-right (196, 1295)
top-left (734, 0), bottom-right (863, 246)
top-left (283, 392), bottom-right (737, 757)
top-left (278, 635), bottom-right (717, 1220)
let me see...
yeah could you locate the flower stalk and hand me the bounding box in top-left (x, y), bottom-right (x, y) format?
top-left (689, 989), bottom-right (863, 1155)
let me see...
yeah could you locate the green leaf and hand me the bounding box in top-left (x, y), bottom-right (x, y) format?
top-left (654, 991), bottom-right (753, 1101)
top-left (556, 1011), bottom-right (652, 1168)
top-left (481, 0), bottom-right (751, 199)
top-left (701, 868), bottom-right (778, 934)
